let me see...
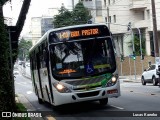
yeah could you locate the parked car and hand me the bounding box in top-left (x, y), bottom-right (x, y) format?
top-left (141, 64), bottom-right (159, 86)
top-left (25, 62), bottom-right (30, 67)
top-left (18, 61), bottom-right (24, 65)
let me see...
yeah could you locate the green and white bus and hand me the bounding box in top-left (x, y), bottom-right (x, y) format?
top-left (29, 23), bottom-right (120, 106)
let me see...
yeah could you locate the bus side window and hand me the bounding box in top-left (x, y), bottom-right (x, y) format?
top-left (39, 43), bottom-right (48, 68)
top-left (43, 48), bottom-right (48, 68)
top-left (32, 51), bottom-right (37, 70)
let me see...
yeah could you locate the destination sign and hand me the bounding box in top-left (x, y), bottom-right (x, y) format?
top-left (56, 28), bottom-right (99, 40)
top-left (49, 25), bottom-right (110, 43)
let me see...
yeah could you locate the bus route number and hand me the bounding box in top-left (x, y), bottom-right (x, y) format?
top-left (58, 28), bottom-right (99, 40)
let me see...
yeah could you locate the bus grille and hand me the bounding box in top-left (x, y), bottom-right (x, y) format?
top-left (65, 76), bottom-right (105, 86)
top-left (76, 91), bottom-right (100, 98)
top-left (73, 85), bottom-right (102, 91)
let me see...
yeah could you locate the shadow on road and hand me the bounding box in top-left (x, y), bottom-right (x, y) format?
top-left (40, 101), bottom-right (118, 117)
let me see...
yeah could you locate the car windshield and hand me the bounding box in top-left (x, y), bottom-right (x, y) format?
top-left (49, 38), bottom-right (116, 80)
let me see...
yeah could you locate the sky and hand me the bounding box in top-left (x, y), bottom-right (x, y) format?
top-left (3, 0), bottom-right (78, 36)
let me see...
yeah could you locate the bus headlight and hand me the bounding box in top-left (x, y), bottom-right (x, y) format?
top-left (54, 83), bottom-right (71, 93)
top-left (106, 76), bottom-right (117, 87)
top-left (111, 76), bottom-right (117, 82)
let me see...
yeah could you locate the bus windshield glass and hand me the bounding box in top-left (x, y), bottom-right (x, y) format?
top-left (49, 38), bottom-right (116, 80)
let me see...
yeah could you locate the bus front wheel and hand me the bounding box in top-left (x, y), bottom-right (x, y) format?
top-left (99, 98), bottom-right (108, 106)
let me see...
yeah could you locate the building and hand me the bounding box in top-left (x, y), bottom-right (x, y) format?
top-left (80, 0), bottom-right (104, 23)
top-left (101, 0), bottom-right (160, 57)
top-left (30, 17), bottom-right (54, 46)
top-left (80, 0), bottom-right (160, 57)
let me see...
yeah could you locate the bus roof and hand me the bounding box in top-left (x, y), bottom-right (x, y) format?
top-left (29, 23), bottom-right (110, 52)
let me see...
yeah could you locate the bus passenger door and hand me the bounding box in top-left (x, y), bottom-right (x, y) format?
top-left (39, 45), bottom-right (52, 103)
top-left (36, 52), bottom-right (44, 100)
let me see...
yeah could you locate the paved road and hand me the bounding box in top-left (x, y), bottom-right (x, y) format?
top-left (14, 72), bottom-right (160, 120)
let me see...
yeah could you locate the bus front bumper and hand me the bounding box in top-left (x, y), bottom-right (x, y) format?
top-left (53, 81), bottom-right (120, 106)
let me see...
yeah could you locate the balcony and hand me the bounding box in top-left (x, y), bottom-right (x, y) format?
top-left (129, 0), bottom-right (147, 10)
top-left (132, 20), bottom-right (149, 29)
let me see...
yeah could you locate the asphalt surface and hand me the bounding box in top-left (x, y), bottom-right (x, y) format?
top-left (15, 73), bottom-right (160, 120)
top-left (14, 70), bottom-right (160, 120)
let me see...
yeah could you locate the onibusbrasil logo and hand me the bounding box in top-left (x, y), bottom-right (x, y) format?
top-left (2, 112), bottom-right (42, 118)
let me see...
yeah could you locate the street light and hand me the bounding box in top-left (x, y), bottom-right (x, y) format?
top-left (127, 22), bottom-right (136, 80)
top-left (103, 22), bottom-right (137, 79)
top-left (136, 28), bottom-right (144, 73)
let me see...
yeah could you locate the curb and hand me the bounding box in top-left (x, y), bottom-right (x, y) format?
top-left (22, 74), bottom-right (31, 79)
top-left (17, 94), bottom-right (36, 111)
top-left (122, 79), bottom-right (141, 83)
top-left (17, 94), bottom-right (56, 120)
top-left (123, 80), bottom-right (141, 83)
top-left (17, 94), bottom-right (44, 120)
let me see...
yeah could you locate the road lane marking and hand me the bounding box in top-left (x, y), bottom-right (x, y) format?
top-left (46, 115), bottom-right (56, 120)
top-left (109, 105), bottom-right (124, 110)
top-left (26, 91), bottom-right (33, 94)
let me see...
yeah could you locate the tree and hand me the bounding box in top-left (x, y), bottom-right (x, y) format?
top-left (53, 2), bottom-right (92, 28)
top-left (18, 38), bottom-right (32, 61)
top-left (0, 0), bottom-right (31, 114)
top-left (0, 0), bottom-right (11, 113)
top-left (134, 35), bottom-right (146, 56)
top-left (72, 2), bottom-right (92, 25)
top-left (53, 5), bottom-right (73, 28)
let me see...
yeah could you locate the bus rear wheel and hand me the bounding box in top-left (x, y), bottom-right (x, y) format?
top-left (99, 98), bottom-right (108, 106)
top-left (38, 97), bottom-right (44, 104)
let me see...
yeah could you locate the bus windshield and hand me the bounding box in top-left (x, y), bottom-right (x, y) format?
top-left (49, 38), bottom-right (116, 80)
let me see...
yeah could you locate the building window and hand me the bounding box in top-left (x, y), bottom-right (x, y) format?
top-left (113, 0), bottom-right (115, 4)
top-left (89, 0), bottom-right (92, 1)
top-left (147, 10), bottom-right (150, 20)
top-left (96, 1), bottom-right (102, 16)
top-left (108, 0), bottom-right (110, 5)
top-left (113, 15), bottom-right (116, 23)
top-left (105, 17), bottom-right (107, 22)
top-left (109, 16), bottom-right (111, 23)
top-left (104, 0), bottom-right (106, 7)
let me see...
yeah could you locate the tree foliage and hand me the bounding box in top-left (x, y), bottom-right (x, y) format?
top-left (18, 38), bottom-right (32, 61)
top-left (0, 0), bottom-right (31, 114)
top-left (0, 0), bottom-right (9, 5)
top-left (134, 35), bottom-right (146, 56)
top-left (72, 2), bottom-right (92, 25)
top-left (53, 2), bottom-right (92, 28)
top-left (53, 5), bottom-right (73, 28)
top-left (0, 0), bottom-right (14, 113)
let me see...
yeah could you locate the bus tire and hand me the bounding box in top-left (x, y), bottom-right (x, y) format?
top-left (38, 97), bottom-right (44, 104)
top-left (37, 90), bottom-right (44, 104)
top-left (52, 105), bottom-right (61, 111)
top-left (99, 98), bottom-right (108, 106)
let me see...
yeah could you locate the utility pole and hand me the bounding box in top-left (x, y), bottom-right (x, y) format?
top-left (128, 22), bottom-right (136, 80)
top-left (151, 0), bottom-right (159, 58)
top-left (107, 6), bottom-right (110, 29)
top-left (136, 28), bottom-right (144, 73)
top-left (72, 0), bottom-right (74, 10)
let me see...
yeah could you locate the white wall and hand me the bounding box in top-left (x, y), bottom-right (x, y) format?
top-left (31, 17), bottom-right (42, 46)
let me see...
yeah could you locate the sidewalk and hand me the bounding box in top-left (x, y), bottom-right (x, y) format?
top-left (16, 94), bottom-right (56, 120)
top-left (18, 65), bottom-right (31, 79)
top-left (15, 94), bottom-right (44, 120)
top-left (119, 75), bottom-right (141, 83)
